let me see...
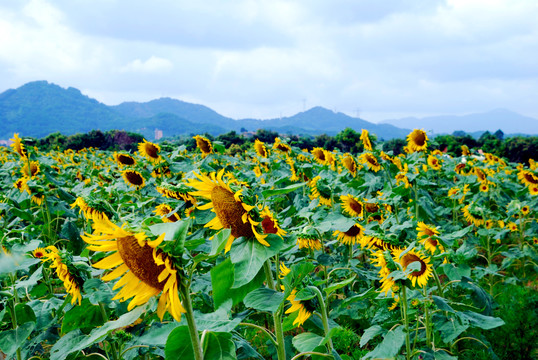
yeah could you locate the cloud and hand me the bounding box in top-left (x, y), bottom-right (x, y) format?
top-left (119, 56), bottom-right (173, 74)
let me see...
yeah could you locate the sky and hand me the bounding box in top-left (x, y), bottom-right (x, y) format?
top-left (1, 0), bottom-right (537, 123)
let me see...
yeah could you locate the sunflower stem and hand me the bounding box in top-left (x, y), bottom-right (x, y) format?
top-left (263, 259), bottom-right (286, 360)
top-left (180, 283), bottom-right (203, 360)
top-left (310, 286), bottom-right (334, 351)
top-left (401, 286), bottom-right (411, 360)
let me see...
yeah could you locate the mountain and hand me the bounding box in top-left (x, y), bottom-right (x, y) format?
top-left (381, 109), bottom-right (538, 135)
top-left (0, 81), bottom-right (406, 140)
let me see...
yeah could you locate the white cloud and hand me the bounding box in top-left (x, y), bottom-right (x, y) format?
top-left (119, 56), bottom-right (173, 74)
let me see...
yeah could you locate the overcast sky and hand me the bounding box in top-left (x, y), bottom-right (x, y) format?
top-left (1, 0), bottom-right (537, 122)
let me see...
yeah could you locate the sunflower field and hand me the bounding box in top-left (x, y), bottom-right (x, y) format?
top-left (0, 130), bottom-right (537, 360)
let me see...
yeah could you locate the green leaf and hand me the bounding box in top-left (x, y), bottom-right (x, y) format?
top-left (211, 258), bottom-right (265, 308)
top-left (434, 313), bottom-right (469, 343)
top-left (148, 219), bottom-right (190, 254)
top-left (360, 324), bottom-right (384, 347)
top-left (318, 212), bottom-right (356, 232)
top-left (15, 265), bottom-right (43, 290)
top-left (211, 228), bottom-right (231, 256)
top-left (10, 207), bottom-right (34, 222)
top-left (50, 305), bottom-right (147, 360)
top-left (195, 301), bottom-right (243, 333)
top-left (230, 235), bottom-right (283, 288)
top-left (203, 332), bottom-right (237, 360)
top-left (434, 350), bottom-right (458, 360)
top-left (432, 296), bottom-right (455, 313)
top-left (262, 182), bottom-right (306, 197)
top-left (165, 326), bottom-right (195, 360)
top-left (462, 311), bottom-right (504, 330)
top-left (11, 303), bottom-right (36, 327)
top-left (243, 287), bottom-right (285, 313)
top-left (61, 298), bottom-right (105, 334)
top-left (440, 226), bottom-right (473, 247)
top-left (439, 263), bottom-right (471, 281)
top-left (295, 287), bottom-right (317, 301)
top-left (138, 322), bottom-right (180, 347)
top-left (292, 332), bottom-right (324, 353)
top-left (324, 275), bottom-right (356, 296)
top-left (363, 325), bottom-right (405, 359)
top-left (0, 322), bottom-right (35, 358)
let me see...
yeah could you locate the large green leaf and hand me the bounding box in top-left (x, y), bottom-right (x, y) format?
top-left (61, 298), bottom-right (105, 334)
top-left (363, 325), bottom-right (405, 359)
top-left (434, 313), bottom-right (469, 343)
top-left (324, 275), bottom-right (356, 296)
top-left (262, 182), bottom-right (306, 197)
top-left (243, 287), bottom-right (285, 313)
top-left (292, 332), bottom-right (324, 353)
top-left (194, 301), bottom-right (243, 333)
top-left (211, 228), bottom-right (231, 255)
top-left (462, 311), bottom-right (504, 330)
top-left (203, 332), bottom-right (237, 360)
top-left (165, 326), bottom-right (195, 360)
top-left (229, 235), bottom-right (283, 288)
top-left (137, 322), bottom-right (181, 346)
top-left (0, 322), bottom-right (35, 358)
top-left (359, 324), bottom-right (384, 347)
top-left (211, 258), bottom-right (265, 308)
top-left (50, 305), bottom-right (147, 360)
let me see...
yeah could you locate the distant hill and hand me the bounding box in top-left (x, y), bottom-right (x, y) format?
top-left (381, 109), bottom-right (538, 135)
top-left (0, 81), bottom-right (410, 140)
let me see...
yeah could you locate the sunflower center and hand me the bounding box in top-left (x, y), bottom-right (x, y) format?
top-left (400, 253), bottom-right (426, 277)
top-left (211, 186), bottom-right (255, 239)
top-left (117, 236), bottom-right (166, 290)
top-left (262, 216), bottom-right (278, 234)
top-left (345, 225), bottom-right (362, 237)
top-left (426, 238), bottom-right (438, 247)
top-left (198, 139), bottom-right (212, 153)
top-left (365, 203), bottom-right (379, 213)
top-left (524, 173), bottom-right (538, 185)
top-left (412, 132), bottom-right (426, 146)
top-left (145, 144), bottom-right (160, 158)
top-left (125, 171), bottom-right (144, 186)
top-left (349, 199), bottom-right (363, 214)
top-left (118, 154), bottom-right (135, 165)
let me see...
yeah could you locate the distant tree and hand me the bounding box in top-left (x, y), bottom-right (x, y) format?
top-left (314, 134), bottom-right (339, 151)
top-left (288, 135), bottom-right (315, 150)
top-left (216, 131), bottom-right (245, 148)
top-left (254, 129), bottom-right (279, 143)
top-left (494, 129), bottom-right (504, 140)
top-left (335, 128), bottom-right (363, 154)
top-left (503, 136), bottom-right (538, 164)
top-left (452, 130), bottom-right (467, 137)
top-left (383, 138), bottom-right (406, 155)
top-left (240, 127), bottom-right (248, 133)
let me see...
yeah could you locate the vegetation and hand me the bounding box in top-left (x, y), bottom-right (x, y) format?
top-left (0, 128), bottom-right (536, 359)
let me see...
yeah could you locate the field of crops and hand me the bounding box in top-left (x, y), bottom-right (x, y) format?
top-left (0, 130), bottom-right (536, 360)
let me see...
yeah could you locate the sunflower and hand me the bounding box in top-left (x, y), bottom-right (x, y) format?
top-left (507, 222), bottom-right (518, 232)
top-left (461, 145), bottom-right (470, 156)
top-left (285, 289), bottom-right (313, 326)
top-left (371, 250), bottom-right (397, 295)
top-left (417, 222), bottom-right (443, 254)
top-left (260, 207), bottom-right (287, 238)
top-left (518, 170), bottom-right (538, 188)
top-left (156, 184), bottom-right (197, 205)
top-left (9, 133), bottom-right (27, 158)
top-left (40, 246), bottom-right (83, 305)
top-left (359, 153), bottom-right (381, 172)
top-left (427, 155), bottom-right (442, 170)
top-left (340, 153), bottom-right (358, 176)
top-left (71, 196), bottom-right (110, 220)
top-left (334, 223), bottom-right (365, 245)
top-left (21, 161), bottom-right (40, 178)
top-left (82, 218), bottom-right (185, 321)
top-left (392, 247), bottom-right (433, 288)
top-left (193, 135), bottom-right (213, 156)
top-left (479, 182), bottom-right (489, 192)
top-left (273, 137), bottom-right (291, 153)
top-left (395, 173), bottom-right (411, 188)
top-left (311, 147), bottom-right (327, 165)
top-left (297, 235), bottom-right (323, 250)
top-left (254, 139), bottom-right (268, 158)
top-left (186, 169), bottom-right (268, 252)
top-left (138, 139), bottom-right (161, 163)
top-left (14, 177), bottom-right (29, 193)
top-left (474, 167), bottom-right (487, 182)
top-left (359, 236), bottom-right (393, 251)
top-left (151, 165), bottom-right (172, 178)
top-left (113, 152), bottom-right (136, 167)
top-left (153, 204), bottom-right (180, 223)
top-left (462, 205), bottom-right (484, 227)
top-left (406, 129), bottom-right (428, 153)
top-left (521, 205), bottom-right (530, 216)
top-left (285, 157), bottom-right (300, 182)
top-left (360, 129), bottom-right (373, 151)
top-left (32, 247), bottom-right (47, 259)
top-left (309, 176), bottom-right (332, 207)
top-left (122, 170), bottom-right (146, 189)
top-left (340, 194), bottom-right (364, 219)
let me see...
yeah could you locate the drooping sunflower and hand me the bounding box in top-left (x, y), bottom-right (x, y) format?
top-left (40, 246), bottom-right (83, 305)
top-left (371, 250), bottom-right (397, 295)
top-left (518, 169), bottom-right (538, 188)
top-left (359, 236), bottom-right (394, 251)
top-left (71, 196), bottom-right (110, 221)
top-left (309, 176), bottom-right (332, 207)
top-left (360, 129), bottom-right (373, 151)
top-left (296, 234), bottom-right (323, 250)
top-left (21, 161), bottom-right (40, 178)
top-left (122, 170), bottom-right (146, 189)
top-left (427, 154), bottom-right (442, 170)
top-left (273, 137), bottom-right (291, 153)
top-left (462, 205), bottom-right (484, 227)
top-left (254, 139), bottom-right (268, 158)
top-left (340, 194), bottom-right (364, 219)
top-left (186, 169), bottom-right (268, 252)
top-left (260, 207), bottom-right (287, 238)
top-left (416, 222), bottom-right (443, 254)
top-left (9, 133), bottom-right (27, 158)
top-left (461, 145), bottom-right (470, 156)
top-left (359, 153), bottom-right (381, 172)
top-left (285, 157), bottom-right (300, 182)
top-left (392, 247), bottom-right (433, 288)
top-left (311, 147), bottom-right (327, 165)
top-left (334, 223), bottom-right (365, 245)
top-left (82, 218), bottom-right (185, 321)
top-left (113, 152), bottom-right (136, 167)
top-left (156, 183), bottom-right (197, 206)
top-left (285, 289), bottom-right (314, 326)
top-left (406, 129), bottom-right (428, 153)
top-left (340, 153), bottom-right (358, 176)
top-left (154, 204), bottom-right (180, 223)
top-left (138, 139), bottom-right (161, 163)
top-left (193, 135), bottom-right (213, 156)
